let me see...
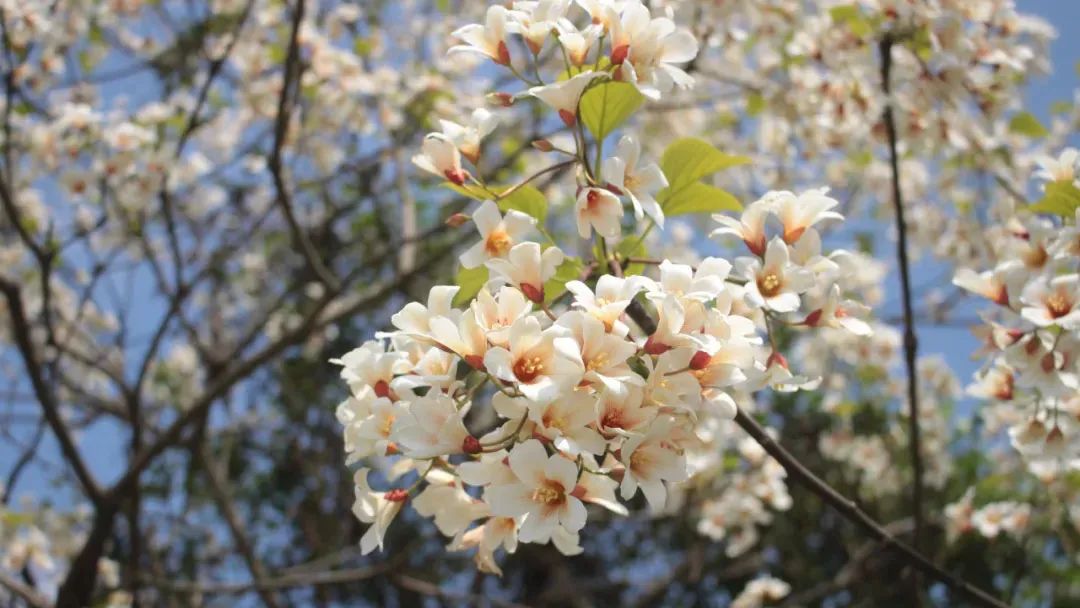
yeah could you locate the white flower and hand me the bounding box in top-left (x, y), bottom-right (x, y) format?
top-left (352, 469), bottom-right (408, 555)
top-left (770, 188), bottom-right (843, 244)
top-left (459, 200), bottom-right (537, 269)
top-left (558, 310), bottom-right (642, 395)
top-left (732, 576), bottom-right (791, 608)
top-left (449, 5), bottom-right (512, 65)
top-left (413, 470), bottom-right (489, 537)
top-left (803, 284), bottom-right (873, 336)
top-left (619, 415), bottom-right (689, 512)
top-left (388, 285), bottom-right (461, 344)
top-left (602, 134), bottom-right (667, 225)
top-left (508, 0), bottom-right (570, 54)
top-left (412, 133), bottom-right (466, 185)
top-left (330, 340), bottom-right (410, 400)
top-left (953, 267), bottom-right (1012, 307)
top-left (565, 274), bottom-right (650, 335)
top-left (530, 390), bottom-right (606, 455)
top-left (555, 20), bottom-right (602, 66)
top-left (1020, 274), bottom-right (1080, 329)
top-left (575, 186), bottom-right (623, 239)
top-left (429, 308), bottom-right (489, 370)
top-left (439, 108), bottom-right (499, 164)
top-left (393, 393), bottom-right (471, 458)
top-left (470, 285), bottom-right (534, 347)
top-left (610, 3), bottom-right (698, 100)
top-left (1033, 147), bottom-right (1079, 183)
top-left (529, 71), bottom-right (600, 126)
top-left (738, 238), bottom-right (814, 313)
top-left (712, 199), bottom-right (771, 256)
top-left (971, 501), bottom-right (1031, 539)
top-left (342, 397), bottom-right (408, 461)
top-left (483, 316), bottom-right (584, 404)
top-left (485, 242), bottom-right (566, 303)
top-left (485, 439), bottom-right (587, 543)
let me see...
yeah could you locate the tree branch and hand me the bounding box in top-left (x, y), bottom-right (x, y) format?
top-left (879, 34), bottom-right (924, 557)
top-left (733, 408), bottom-right (1005, 608)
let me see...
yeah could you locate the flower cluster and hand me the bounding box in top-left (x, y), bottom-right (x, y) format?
top-left (334, 0), bottom-right (874, 573)
top-left (954, 148), bottom-right (1080, 474)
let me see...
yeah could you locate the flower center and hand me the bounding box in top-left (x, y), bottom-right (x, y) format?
top-left (586, 352), bottom-right (609, 372)
top-left (513, 355), bottom-right (545, 383)
top-left (485, 229), bottom-right (513, 257)
top-left (531, 480), bottom-right (566, 506)
top-left (377, 413), bottom-right (396, 438)
top-left (758, 272), bottom-right (783, 297)
top-left (1045, 292), bottom-right (1072, 318)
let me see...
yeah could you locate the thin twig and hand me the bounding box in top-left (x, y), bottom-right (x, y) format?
top-left (733, 408), bottom-right (1005, 608)
top-left (879, 34), bottom-right (924, 558)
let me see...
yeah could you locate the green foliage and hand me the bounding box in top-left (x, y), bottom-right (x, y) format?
top-left (580, 80), bottom-right (645, 142)
top-left (1008, 111), bottom-right (1049, 138)
top-left (828, 4), bottom-right (873, 37)
top-left (444, 182), bottom-right (548, 222)
top-left (454, 265), bottom-right (488, 306)
top-left (1029, 180), bottom-right (1080, 217)
top-left (656, 138), bottom-right (748, 216)
top-left (544, 256), bottom-right (584, 304)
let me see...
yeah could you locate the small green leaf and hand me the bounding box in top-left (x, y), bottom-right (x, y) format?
top-left (497, 185), bottom-right (548, 223)
top-left (746, 92), bottom-right (765, 116)
top-left (580, 81), bottom-right (645, 142)
top-left (828, 4), bottom-right (872, 36)
top-left (615, 237), bottom-right (647, 276)
top-left (1029, 180), bottom-right (1080, 217)
top-left (353, 38), bottom-right (374, 57)
top-left (662, 182), bottom-right (741, 216)
top-left (656, 138), bottom-right (748, 216)
top-left (454, 265), bottom-right (488, 306)
top-left (828, 4), bottom-right (860, 22)
top-left (544, 257), bottom-right (584, 305)
top-left (1008, 112), bottom-right (1049, 138)
top-left (442, 182), bottom-right (548, 222)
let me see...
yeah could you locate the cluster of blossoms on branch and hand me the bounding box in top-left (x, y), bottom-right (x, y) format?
top-left (955, 148), bottom-right (1080, 474)
top-left (333, 0), bottom-right (873, 576)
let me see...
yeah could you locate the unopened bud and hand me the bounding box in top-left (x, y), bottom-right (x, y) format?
top-left (384, 488), bottom-right (410, 502)
top-left (803, 309), bottom-right (823, 327)
top-left (610, 44), bottom-right (630, 65)
top-left (487, 92), bottom-right (515, 107)
top-left (767, 351), bottom-right (789, 369)
top-left (532, 139), bottom-right (554, 152)
top-left (462, 435), bottom-right (482, 454)
top-left (643, 336), bottom-right (671, 355)
top-left (520, 283), bottom-right (544, 303)
top-left (689, 350), bottom-right (711, 370)
top-left (445, 213), bottom-right (470, 228)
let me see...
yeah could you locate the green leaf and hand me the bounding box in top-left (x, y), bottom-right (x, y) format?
top-left (656, 138), bottom-right (748, 216)
top-left (1029, 180), bottom-right (1080, 217)
top-left (746, 91), bottom-right (765, 117)
top-left (662, 182), bottom-right (741, 216)
top-left (498, 185), bottom-right (548, 223)
top-left (453, 265), bottom-right (488, 307)
top-left (580, 81), bottom-right (644, 142)
top-left (442, 182), bottom-right (548, 223)
top-left (1008, 111), bottom-right (1049, 138)
top-left (828, 4), bottom-right (860, 21)
top-left (544, 257), bottom-right (584, 305)
top-left (615, 237), bottom-right (647, 276)
top-left (828, 4), bottom-right (872, 36)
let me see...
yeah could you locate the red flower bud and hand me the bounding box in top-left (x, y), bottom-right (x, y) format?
top-left (487, 92), bottom-right (515, 107)
top-left (610, 44), bottom-right (629, 65)
top-left (384, 488), bottom-right (410, 502)
top-left (643, 336), bottom-right (671, 355)
top-left (689, 350), bottom-right (711, 370)
top-left (558, 109), bottom-right (577, 127)
top-left (767, 351), bottom-right (789, 370)
top-left (462, 435), bottom-right (482, 454)
top-left (803, 309), bottom-right (823, 327)
top-left (445, 212), bottom-right (470, 228)
top-left (520, 283), bottom-right (544, 303)
top-left (532, 139), bottom-right (554, 152)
